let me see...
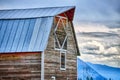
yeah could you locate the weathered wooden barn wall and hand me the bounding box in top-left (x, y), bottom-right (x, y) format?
top-left (0, 52), bottom-right (41, 80)
top-left (44, 18), bottom-right (77, 80)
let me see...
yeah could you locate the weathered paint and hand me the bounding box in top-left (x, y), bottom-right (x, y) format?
top-left (0, 52), bottom-right (41, 80)
top-left (44, 17), bottom-right (77, 80)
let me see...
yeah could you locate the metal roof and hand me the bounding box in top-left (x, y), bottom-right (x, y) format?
top-left (0, 17), bottom-right (53, 53)
top-left (0, 6), bottom-right (78, 54)
top-left (0, 6), bottom-right (74, 19)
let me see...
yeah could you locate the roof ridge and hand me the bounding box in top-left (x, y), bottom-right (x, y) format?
top-left (0, 6), bottom-right (75, 11)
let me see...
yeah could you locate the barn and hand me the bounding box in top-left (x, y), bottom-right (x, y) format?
top-left (0, 6), bottom-right (80, 80)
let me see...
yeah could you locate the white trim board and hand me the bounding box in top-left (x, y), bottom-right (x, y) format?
top-left (41, 52), bottom-right (44, 80)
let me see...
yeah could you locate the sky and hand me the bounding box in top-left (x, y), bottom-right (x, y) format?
top-left (74, 0), bottom-right (120, 68)
top-left (0, 0), bottom-right (120, 67)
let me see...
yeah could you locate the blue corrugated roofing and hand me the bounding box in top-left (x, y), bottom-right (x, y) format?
top-left (0, 6), bottom-right (74, 19)
top-left (0, 17), bottom-right (53, 53)
top-left (0, 6), bottom-right (75, 53)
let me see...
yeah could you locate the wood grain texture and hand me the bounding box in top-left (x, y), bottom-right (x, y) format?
top-left (44, 18), bottom-right (77, 80)
top-left (0, 52), bottom-right (41, 80)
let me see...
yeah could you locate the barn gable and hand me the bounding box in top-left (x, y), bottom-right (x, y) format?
top-left (0, 6), bottom-right (76, 53)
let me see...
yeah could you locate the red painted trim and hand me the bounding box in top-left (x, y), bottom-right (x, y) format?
top-left (59, 7), bottom-right (75, 21)
top-left (58, 7), bottom-right (75, 21)
top-left (0, 52), bottom-right (42, 56)
top-left (0, 52), bottom-right (42, 60)
top-left (65, 8), bottom-right (75, 21)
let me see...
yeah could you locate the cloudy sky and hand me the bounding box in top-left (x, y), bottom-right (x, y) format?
top-left (74, 0), bottom-right (120, 68)
top-left (0, 0), bottom-right (120, 67)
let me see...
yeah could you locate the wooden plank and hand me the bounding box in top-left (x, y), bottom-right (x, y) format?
top-left (0, 52), bottom-right (41, 80)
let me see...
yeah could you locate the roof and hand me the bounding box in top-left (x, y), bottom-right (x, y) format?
top-left (0, 6), bottom-right (75, 19)
top-left (0, 6), bottom-right (78, 54)
top-left (0, 17), bottom-right (53, 53)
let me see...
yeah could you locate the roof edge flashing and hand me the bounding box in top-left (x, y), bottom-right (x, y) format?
top-left (0, 16), bottom-right (53, 20)
top-left (0, 6), bottom-right (75, 11)
top-left (0, 6), bottom-right (75, 19)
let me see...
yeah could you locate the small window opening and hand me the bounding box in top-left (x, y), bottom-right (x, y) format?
top-left (60, 51), bottom-right (66, 70)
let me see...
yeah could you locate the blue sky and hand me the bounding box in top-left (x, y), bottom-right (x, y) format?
top-left (0, 0), bottom-right (120, 67)
top-left (75, 0), bottom-right (120, 22)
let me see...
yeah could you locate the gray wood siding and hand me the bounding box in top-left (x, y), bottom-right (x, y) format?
top-left (0, 52), bottom-right (41, 80)
top-left (44, 20), bottom-right (77, 80)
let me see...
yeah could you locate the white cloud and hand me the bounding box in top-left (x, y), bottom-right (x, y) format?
top-left (80, 40), bottom-right (119, 55)
top-left (80, 41), bottom-right (105, 54)
top-left (79, 53), bottom-right (120, 68)
top-left (104, 47), bottom-right (119, 55)
top-left (75, 23), bottom-right (110, 33)
top-left (77, 22), bottom-right (120, 67)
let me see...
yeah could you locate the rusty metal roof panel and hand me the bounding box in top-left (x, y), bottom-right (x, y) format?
top-left (0, 17), bottom-right (53, 53)
top-left (0, 6), bottom-right (74, 19)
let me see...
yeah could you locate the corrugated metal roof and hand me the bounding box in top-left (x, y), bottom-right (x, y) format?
top-left (0, 17), bottom-right (53, 53)
top-left (0, 6), bottom-right (74, 19)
